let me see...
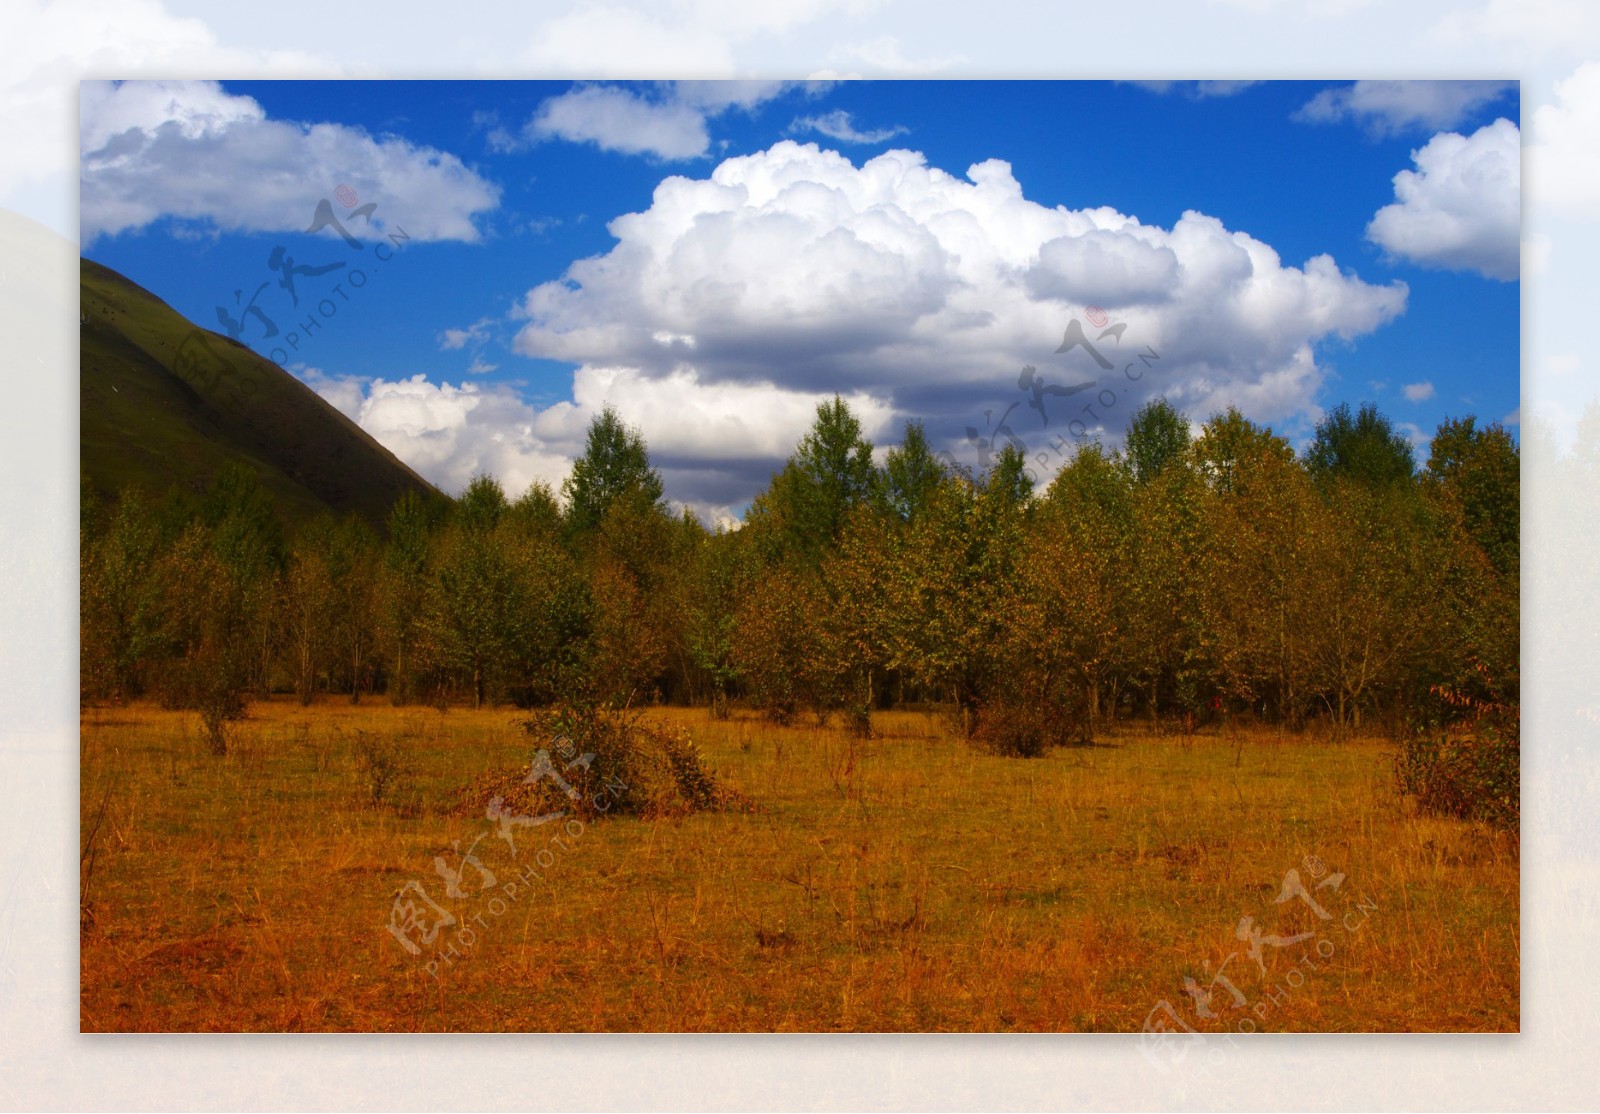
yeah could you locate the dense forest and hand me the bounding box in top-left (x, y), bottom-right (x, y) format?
top-left (80, 396), bottom-right (1518, 771)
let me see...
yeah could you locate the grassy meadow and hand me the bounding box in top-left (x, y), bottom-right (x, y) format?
top-left (78, 700), bottom-right (1518, 1032)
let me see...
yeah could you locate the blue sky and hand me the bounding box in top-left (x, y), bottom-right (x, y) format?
top-left (80, 78), bottom-right (1521, 521)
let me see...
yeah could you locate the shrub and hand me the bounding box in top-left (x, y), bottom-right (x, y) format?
top-left (969, 699), bottom-right (1089, 758)
top-left (351, 728), bottom-right (411, 809)
top-left (1395, 663), bottom-right (1518, 830)
top-left (453, 703), bottom-right (751, 821)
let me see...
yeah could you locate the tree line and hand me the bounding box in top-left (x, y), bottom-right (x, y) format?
top-left (81, 397), bottom-right (1518, 756)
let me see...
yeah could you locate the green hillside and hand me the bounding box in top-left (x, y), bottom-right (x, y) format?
top-left (80, 257), bottom-right (440, 528)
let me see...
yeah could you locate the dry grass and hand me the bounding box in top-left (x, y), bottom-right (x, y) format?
top-left (79, 701), bottom-right (1518, 1032)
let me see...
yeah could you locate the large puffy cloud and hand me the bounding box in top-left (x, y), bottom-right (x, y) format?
top-left (304, 371), bottom-right (573, 501)
top-left (1528, 61), bottom-right (1600, 217)
top-left (0, 0), bottom-right (330, 237)
top-left (1295, 80), bottom-right (1515, 135)
top-left (1367, 118), bottom-right (1521, 281)
top-left (80, 80), bottom-right (499, 242)
top-left (299, 364), bottom-right (894, 525)
top-left (513, 140), bottom-right (1407, 481)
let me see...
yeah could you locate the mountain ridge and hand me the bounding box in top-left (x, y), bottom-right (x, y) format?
top-left (80, 255), bottom-right (441, 529)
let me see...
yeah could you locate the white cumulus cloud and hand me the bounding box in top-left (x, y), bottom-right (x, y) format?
top-left (80, 80), bottom-right (500, 243)
top-left (513, 140), bottom-right (1407, 471)
top-left (528, 84), bottom-right (715, 160)
top-left (438, 318), bottom-right (495, 350)
top-left (1366, 118), bottom-right (1521, 281)
top-left (521, 81), bottom-right (804, 161)
top-left (309, 373), bottom-right (573, 500)
top-left (0, 0), bottom-right (334, 237)
top-left (1403, 380), bottom-right (1436, 401)
top-left (296, 364), bottom-right (894, 524)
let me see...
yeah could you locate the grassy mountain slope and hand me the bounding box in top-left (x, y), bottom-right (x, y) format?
top-left (80, 257), bottom-right (439, 528)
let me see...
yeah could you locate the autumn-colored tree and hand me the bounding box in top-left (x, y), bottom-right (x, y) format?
top-left (1425, 416), bottom-right (1519, 578)
top-left (684, 527), bottom-right (746, 717)
top-left (423, 477), bottom-right (532, 708)
top-left (281, 525), bottom-right (334, 705)
top-left (378, 488), bottom-right (443, 704)
top-left (1193, 412), bottom-right (1313, 724)
top-left (80, 487), bottom-right (164, 703)
top-left (1122, 448), bottom-right (1207, 722)
top-left (1299, 478), bottom-right (1444, 731)
top-left (580, 493), bottom-right (682, 705)
top-left (197, 463), bottom-right (287, 698)
top-left (731, 561), bottom-right (824, 725)
top-left (817, 503), bottom-right (895, 733)
top-left (153, 523), bottom-right (256, 754)
top-left (877, 467), bottom-right (980, 707)
top-left (1029, 442), bottom-right (1134, 738)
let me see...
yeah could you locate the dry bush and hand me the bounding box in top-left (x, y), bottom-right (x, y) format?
top-left (970, 700), bottom-right (1090, 758)
top-left (1396, 663), bottom-right (1519, 831)
top-left (349, 727), bottom-right (413, 809)
top-left (452, 702), bottom-right (753, 821)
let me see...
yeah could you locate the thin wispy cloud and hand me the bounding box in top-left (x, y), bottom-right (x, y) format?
top-left (789, 109), bottom-right (907, 144)
top-left (438, 318), bottom-right (495, 351)
top-left (1129, 80), bottom-right (1259, 99)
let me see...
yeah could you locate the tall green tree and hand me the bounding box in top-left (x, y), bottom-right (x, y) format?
top-left (563, 407), bottom-right (665, 536)
top-left (751, 396), bottom-right (879, 564)
top-left (456, 473), bottom-right (509, 534)
top-left (882, 420), bottom-right (947, 522)
top-left (1304, 401), bottom-right (1416, 489)
top-left (1121, 398), bottom-right (1192, 485)
top-left (379, 489), bottom-right (442, 704)
top-left (1425, 416), bottom-right (1519, 578)
top-left (424, 521), bottom-right (532, 708)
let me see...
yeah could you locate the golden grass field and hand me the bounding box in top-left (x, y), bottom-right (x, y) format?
top-left (78, 701), bottom-right (1518, 1032)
